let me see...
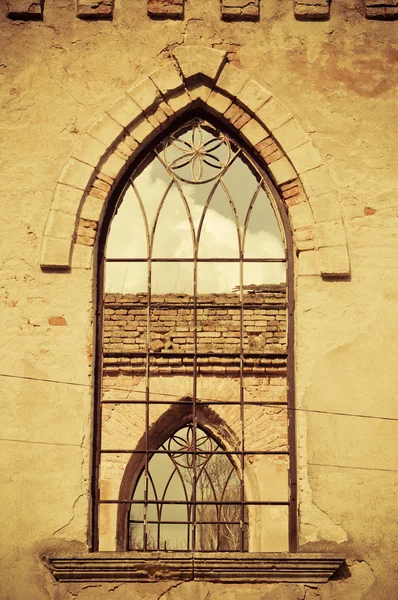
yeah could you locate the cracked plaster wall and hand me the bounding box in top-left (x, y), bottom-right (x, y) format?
top-left (0, 0), bottom-right (397, 598)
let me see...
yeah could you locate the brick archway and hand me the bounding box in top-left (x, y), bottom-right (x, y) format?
top-left (40, 46), bottom-right (349, 278)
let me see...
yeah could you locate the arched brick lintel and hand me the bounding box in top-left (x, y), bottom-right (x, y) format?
top-left (40, 46), bottom-right (350, 278)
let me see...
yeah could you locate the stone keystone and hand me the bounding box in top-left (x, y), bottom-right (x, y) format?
top-left (173, 46), bottom-right (227, 83)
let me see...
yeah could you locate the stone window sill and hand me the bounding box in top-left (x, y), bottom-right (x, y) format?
top-left (46, 552), bottom-right (345, 583)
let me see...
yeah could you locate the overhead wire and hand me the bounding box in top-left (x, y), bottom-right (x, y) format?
top-left (0, 435), bottom-right (397, 473)
top-left (0, 371), bottom-right (397, 423)
top-left (307, 462), bottom-right (398, 474)
top-left (1, 372), bottom-right (397, 474)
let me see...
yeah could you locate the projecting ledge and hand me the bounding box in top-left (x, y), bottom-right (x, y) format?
top-left (46, 552), bottom-right (345, 583)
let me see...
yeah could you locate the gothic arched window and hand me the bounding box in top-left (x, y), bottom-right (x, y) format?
top-left (129, 424), bottom-right (246, 552)
top-left (95, 117), bottom-right (295, 554)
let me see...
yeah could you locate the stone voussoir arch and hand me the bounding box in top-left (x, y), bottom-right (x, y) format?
top-left (40, 45), bottom-right (350, 278)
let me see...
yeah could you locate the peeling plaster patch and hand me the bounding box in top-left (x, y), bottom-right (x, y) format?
top-left (311, 560), bottom-right (375, 599)
top-left (300, 498), bottom-right (348, 544)
top-left (52, 429), bottom-right (89, 541)
top-left (297, 411), bottom-right (348, 545)
top-left (303, 586), bottom-right (321, 600)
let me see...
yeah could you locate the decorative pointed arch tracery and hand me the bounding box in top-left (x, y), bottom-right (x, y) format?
top-left (40, 47), bottom-right (350, 279)
top-left (128, 423), bottom-right (245, 552)
top-left (97, 116), bottom-right (294, 554)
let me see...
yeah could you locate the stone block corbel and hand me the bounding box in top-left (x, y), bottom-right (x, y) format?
top-left (294, 0), bottom-right (330, 20)
top-left (7, 0), bottom-right (44, 20)
top-left (147, 0), bottom-right (184, 20)
top-left (221, 0), bottom-right (260, 21)
top-left (76, 0), bottom-right (114, 20)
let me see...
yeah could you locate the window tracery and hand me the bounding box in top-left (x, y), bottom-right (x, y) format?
top-left (96, 117), bottom-right (295, 554)
top-left (129, 424), bottom-right (247, 551)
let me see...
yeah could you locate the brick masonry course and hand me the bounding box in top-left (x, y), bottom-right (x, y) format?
top-left (103, 289), bottom-right (288, 373)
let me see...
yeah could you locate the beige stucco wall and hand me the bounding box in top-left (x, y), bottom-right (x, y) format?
top-left (0, 0), bottom-right (397, 598)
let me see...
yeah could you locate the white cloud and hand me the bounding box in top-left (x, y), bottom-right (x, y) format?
top-left (105, 162), bottom-right (285, 294)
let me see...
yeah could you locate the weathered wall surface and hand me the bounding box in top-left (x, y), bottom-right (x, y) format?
top-left (0, 0), bottom-right (397, 599)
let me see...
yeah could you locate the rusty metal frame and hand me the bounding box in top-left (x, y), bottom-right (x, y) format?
top-left (92, 110), bottom-right (296, 554)
top-left (127, 424), bottom-right (247, 552)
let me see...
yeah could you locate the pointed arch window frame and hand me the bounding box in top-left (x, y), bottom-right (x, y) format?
top-left (92, 109), bottom-right (297, 554)
top-left (117, 402), bottom-right (250, 553)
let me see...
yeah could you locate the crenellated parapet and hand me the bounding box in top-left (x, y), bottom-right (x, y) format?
top-left (5, 0), bottom-right (398, 21)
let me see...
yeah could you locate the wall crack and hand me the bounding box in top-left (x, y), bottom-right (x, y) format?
top-left (157, 581), bottom-right (185, 600)
top-left (52, 493), bottom-right (83, 537)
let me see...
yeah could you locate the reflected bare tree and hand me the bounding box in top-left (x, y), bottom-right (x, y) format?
top-left (129, 426), bottom-right (248, 551)
top-left (195, 453), bottom-right (247, 551)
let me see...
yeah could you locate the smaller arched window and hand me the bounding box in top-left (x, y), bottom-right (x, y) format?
top-left (129, 424), bottom-right (247, 552)
top-left (96, 116), bottom-right (294, 555)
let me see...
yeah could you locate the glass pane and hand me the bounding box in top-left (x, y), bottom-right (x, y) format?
top-left (151, 183), bottom-right (194, 259)
top-left (146, 523), bottom-right (159, 550)
top-left (106, 186), bottom-right (148, 259)
top-left (196, 524), bottom-right (218, 551)
top-left (151, 262), bottom-right (193, 295)
top-left (129, 521), bottom-right (144, 550)
top-left (104, 261), bottom-right (147, 294)
top-left (130, 502), bottom-right (144, 526)
top-left (198, 184), bottom-right (240, 259)
top-left (160, 523), bottom-right (188, 551)
top-left (244, 187), bottom-right (285, 259)
top-left (218, 523), bottom-right (242, 551)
